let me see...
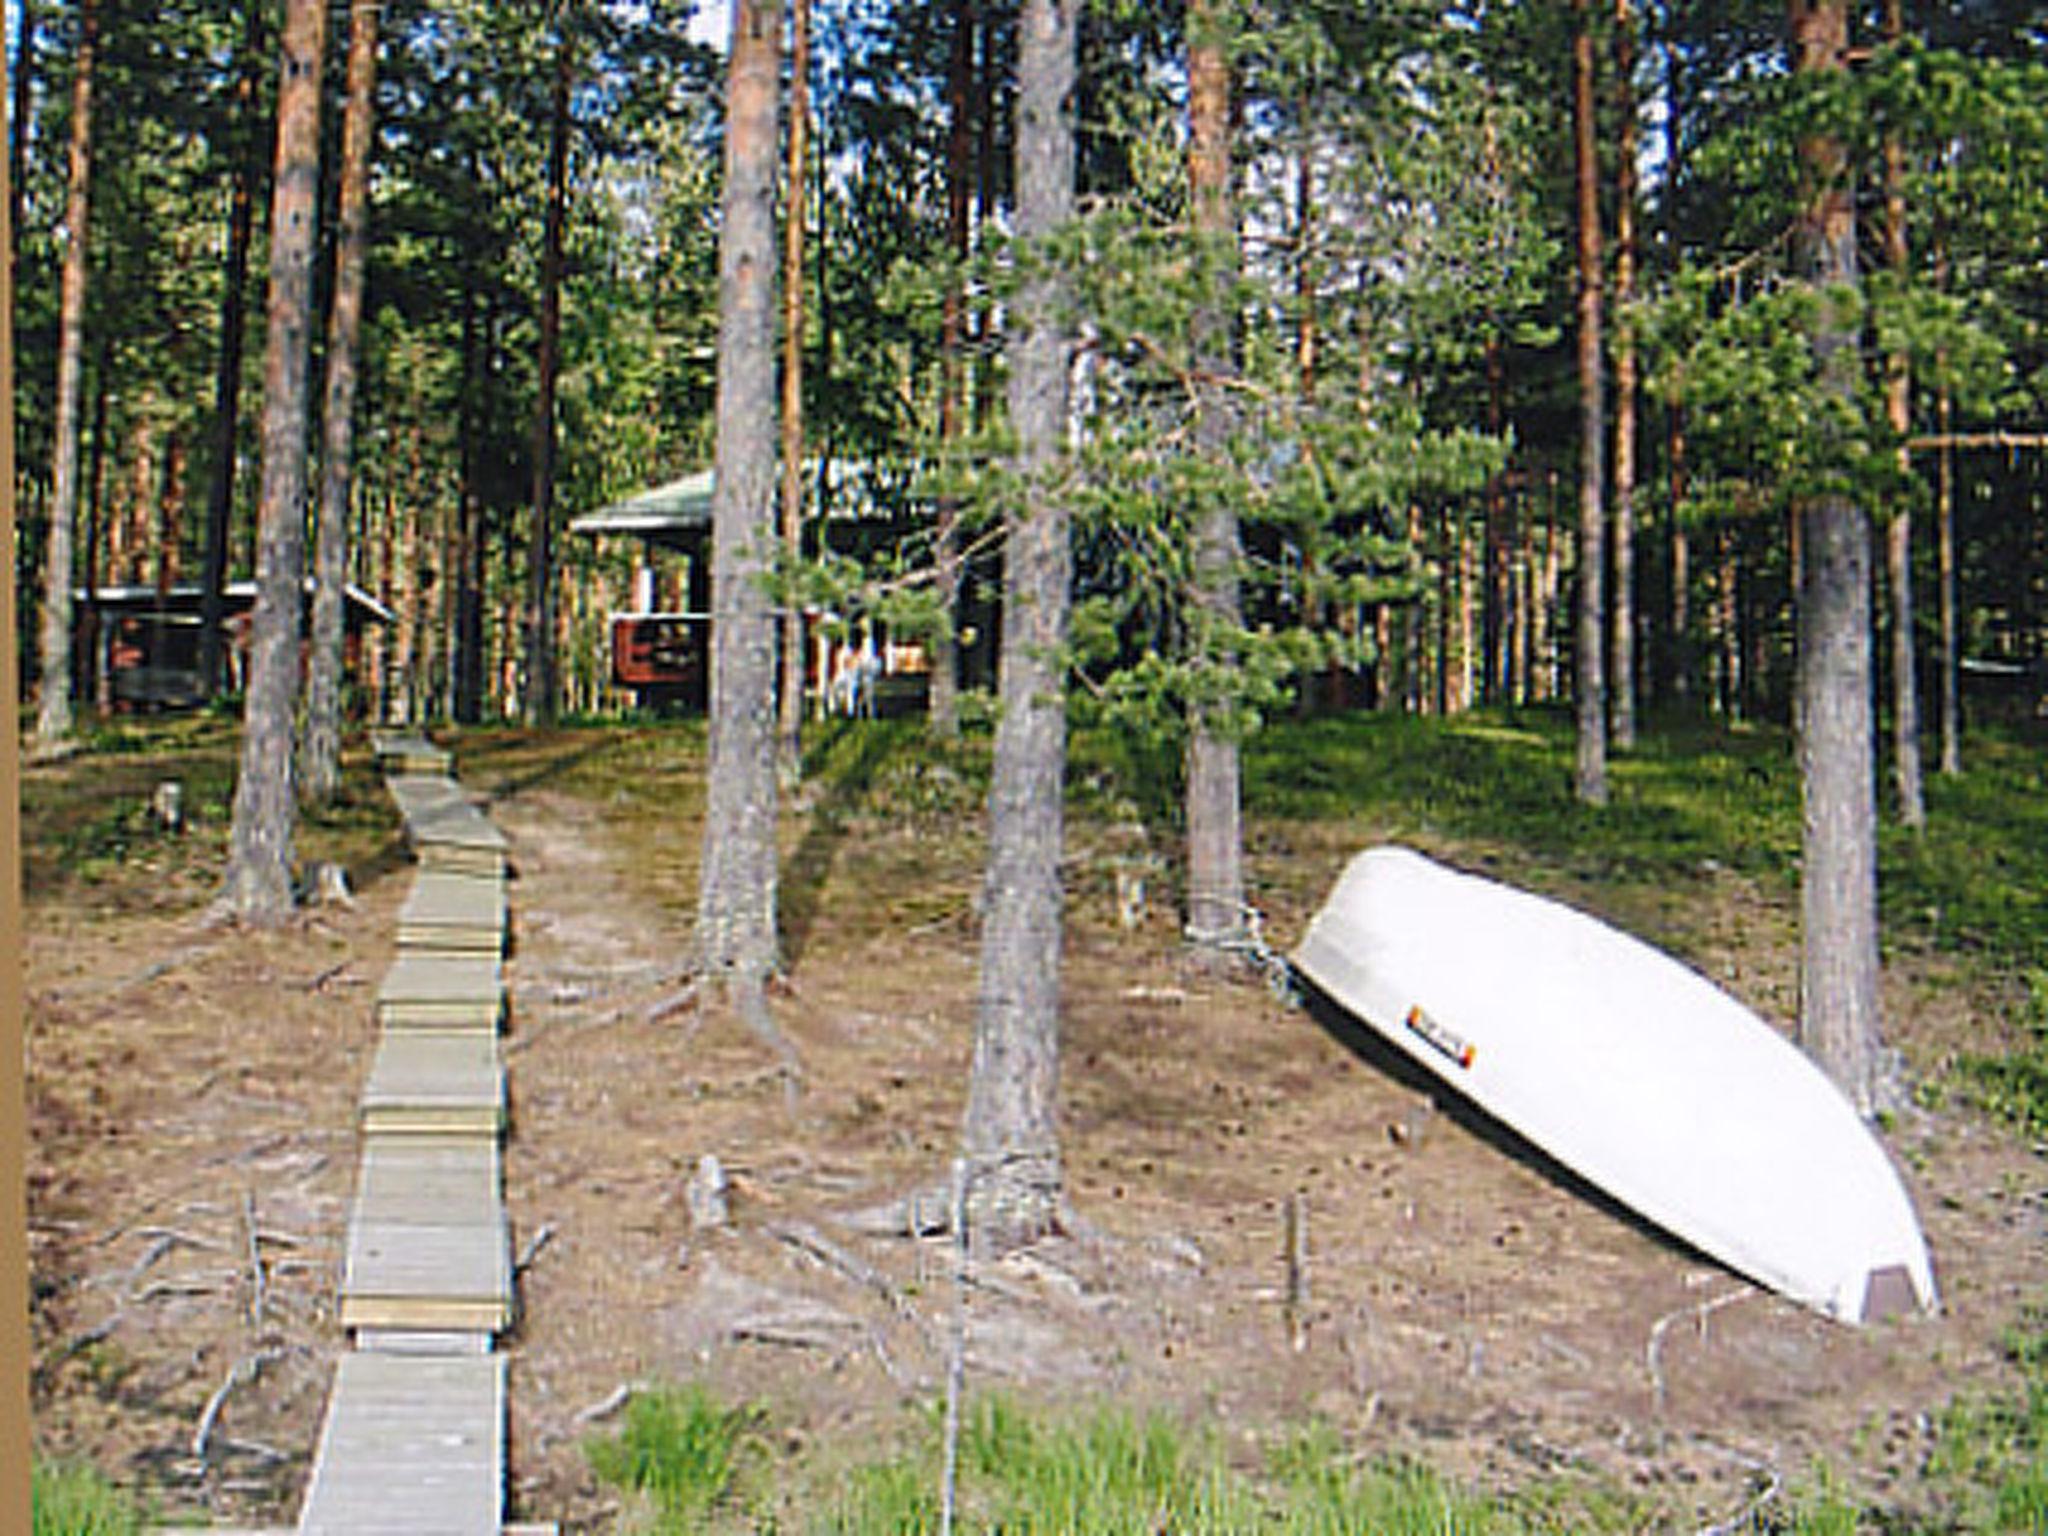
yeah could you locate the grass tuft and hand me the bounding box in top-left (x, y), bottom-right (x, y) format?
top-left (32, 1462), bottom-right (144, 1536)
top-left (585, 1384), bottom-right (765, 1528)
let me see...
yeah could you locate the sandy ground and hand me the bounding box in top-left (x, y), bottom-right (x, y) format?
top-left (24, 738), bottom-right (2048, 1531)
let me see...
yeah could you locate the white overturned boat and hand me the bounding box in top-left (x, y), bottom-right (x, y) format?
top-left (1293, 846), bottom-right (1936, 1325)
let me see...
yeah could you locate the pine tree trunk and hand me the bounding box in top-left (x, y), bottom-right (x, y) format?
top-left (34, 0), bottom-right (96, 751)
top-left (963, 0), bottom-right (1077, 1256)
top-left (1669, 398), bottom-right (1690, 702)
top-left (777, 0), bottom-right (812, 776)
top-left (1935, 385), bottom-right (1960, 774)
top-left (199, 0), bottom-right (264, 701)
top-left (1572, 0), bottom-right (1608, 803)
top-left (1664, 42), bottom-right (1692, 708)
top-left (10, 0), bottom-right (33, 283)
top-left (928, 0), bottom-right (974, 740)
top-left (526, 15), bottom-right (571, 727)
top-left (222, 0), bottom-right (326, 923)
top-left (1611, 0), bottom-right (1639, 747)
top-left (1183, 0), bottom-right (1244, 958)
top-left (1483, 334), bottom-right (1507, 702)
top-left (453, 281), bottom-right (484, 723)
top-left (1881, 0), bottom-right (1923, 828)
top-left (696, 0), bottom-right (783, 995)
top-left (83, 357), bottom-right (109, 715)
top-left (1791, 0), bottom-right (1881, 1115)
top-left (302, 0), bottom-right (378, 800)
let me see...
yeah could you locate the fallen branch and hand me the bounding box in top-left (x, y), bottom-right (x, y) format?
top-left (240, 1193), bottom-right (267, 1329)
top-left (191, 1349), bottom-right (284, 1462)
top-left (833, 1186), bottom-right (953, 1239)
top-left (575, 1381), bottom-right (648, 1425)
top-left (514, 1223), bottom-right (556, 1276)
top-left (731, 1323), bottom-right (843, 1351)
top-left (34, 1315), bottom-right (121, 1389)
top-left (644, 981), bottom-right (701, 1026)
top-left (295, 961), bottom-right (353, 993)
top-left (771, 1221), bottom-right (909, 1317)
top-left (133, 1277), bottom-right (225, 1304)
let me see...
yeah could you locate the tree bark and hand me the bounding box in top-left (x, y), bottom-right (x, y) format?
top-left (1611, 0), bottom-right (1638, 747)
top-left (1881, 0), bottom-right (1923, 828)
top-left (1935, 384), bottom-right (1959, 774)
top-left (1572, 0), bottom-right (1607, 803)
top-left (526, 11), bottom-right (572, 726)
top-left (34, 0), bottom-right (96, 751)
top-left (1791, 0), bottom-right (1881, 1114)
top-left (1183, 0), bottom-right (1244, 958)
top-left (1483, 333), bottom-right (1508, 702)
top-left (696, 0), bottom-right (783, 995)
top-left (222, 0), bottom-right (326, 923)
top-left (453, 274), bottom-right (486, 722)
top-left (199, 0), bottom-right (265, 701)
top-left (82, 350), bottom-right (109, 715)
top-left (1664, 36), bottom-right (1691, 708)
top-left (9, 0), bottom-right (31, 283)
top-left (777, 0), bottom-right (812, 775)
top-left (964, 0), bottom-right (1077, 1256)
top-left (302, 0), bottom-right (378, 800)
top-left (928, 0), bottom-right (974, 740)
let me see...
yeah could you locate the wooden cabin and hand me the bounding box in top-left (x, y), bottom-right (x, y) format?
top-left (72, 579), bottom-right (395, 711)
top-left (571, 466), bottom-right (937, 716)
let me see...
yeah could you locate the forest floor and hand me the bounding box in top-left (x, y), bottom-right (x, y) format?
top-left (22, 712), bottom-right (2048, 1531)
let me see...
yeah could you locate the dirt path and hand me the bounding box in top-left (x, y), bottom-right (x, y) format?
top-left (488, 783), bottom-right (2047, 1530)
top-left (26, 771), bottom-right (2046, 1531)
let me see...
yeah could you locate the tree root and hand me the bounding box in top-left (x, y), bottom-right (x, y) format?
top-left (1645, 1285), bottom-right (1755, 1411)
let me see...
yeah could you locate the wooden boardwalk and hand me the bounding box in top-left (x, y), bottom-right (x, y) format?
top-left (290, 732), bottom-right (538, 1532)
top-left (296, 1355), bottom-right (504, 1533)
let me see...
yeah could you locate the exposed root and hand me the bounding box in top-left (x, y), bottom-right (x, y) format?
top-left (1646, 1285), bottom-right (1756, 1412)
top-left (191, 1348), bottom-right (284, 1462)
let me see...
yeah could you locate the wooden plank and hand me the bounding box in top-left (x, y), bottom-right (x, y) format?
top-left (296, 1353), bottom-right (502, 1534)
top-left (360, 1034), bottom-right (504, 1139)
top-left (355, 1327), bottom-right (495, 1355)
top-left (377, 953), bottom-right (503, 1032)
top-left (353, 1140), bottom-right (500, 1226)
top-left (417, 844), bottom-right (509, 880)
top-left (370, 729), bottom-right (453, 778)
top-left (340, 1216), bottom-right (512, 1333)
top-left (397, 870), bottom-right (507, 955)
top-left (405, 801), bottom-right (507, 854)
top-left (385, 774), bottom-right (467, 823)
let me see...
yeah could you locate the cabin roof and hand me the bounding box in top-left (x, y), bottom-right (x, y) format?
top-left (568, 470), bottom-right (716, 544)
top-left (75, 579), bottom-right (397, 626)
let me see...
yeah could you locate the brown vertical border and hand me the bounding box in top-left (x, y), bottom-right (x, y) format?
top-left (2, 28), bottom-right (29, 1525)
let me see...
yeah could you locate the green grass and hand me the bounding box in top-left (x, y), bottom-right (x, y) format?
top-left (586, 1392), bottom-right (1916, 1533)
top-left (31, 1462), bottom-right (144, 1536)
top-left (585, 1384), bottom-right (766, 1529)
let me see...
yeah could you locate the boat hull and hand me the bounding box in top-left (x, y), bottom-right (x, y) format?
top-left (1292, 846), bottom-right (1936, 1325)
